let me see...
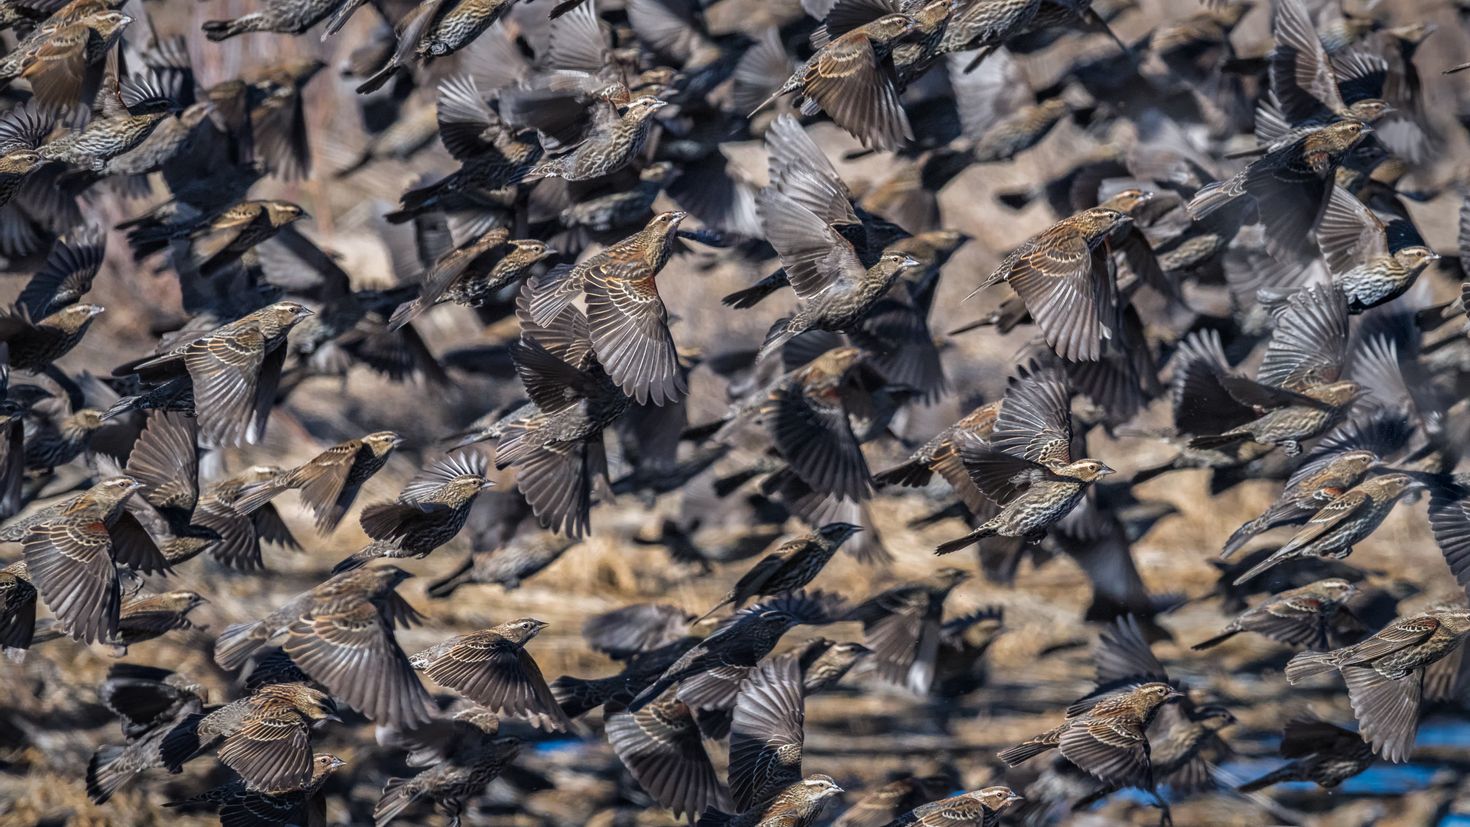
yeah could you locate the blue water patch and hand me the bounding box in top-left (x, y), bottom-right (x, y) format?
top-left (533, 738), bottom-right (586, 754)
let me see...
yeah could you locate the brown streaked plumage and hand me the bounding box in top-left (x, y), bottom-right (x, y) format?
top-left (409, 617), bottom-right (572, 731)
top-left (233, 431), bottom-right (403, 533)
top-left (1193, 578), bottom-right (1359, 650)
top-left (159, 681), bottom-right (337, 792)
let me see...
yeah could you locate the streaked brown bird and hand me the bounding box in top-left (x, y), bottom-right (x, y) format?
top-left (213, 565), bottom-right (435, 727)
top-left (409, 617), bottom-right (572, 731)
top-left (698, 523), bottom-right (859, 621)
top-left (0, 9), bottom-right (132, 110)
top-left (1315, 185), bottom-right (1439, 313)
top-left (1193, 578), bottom-right (1359, 650)
top-left (700, 774), bottom-right (845, 827)
top-left (875, 400), bottom-right (1000, 514)
top-left (527, 211), bottom-right (688, 406)
top-left (355, 0), bottom-right (516, 94)
top-left (388, 229), bottom-right (553, 331)
top-left (340, 449), bottom-right (493, 570)
top-left (1233, 473), bottom-right (1424, 585)
top-left (165, 752), bottom-right (345, 823)
top-left (753, 13), bottom-right (920, 150)
top-left (115, 301), bottom-right (314, 446)
top-left (525, 96), bottom-right (669, 181)
top-left (0, 558), bottom-right (36, 662)
top-left (0, 303), bottom-right (104, 371)
top-left (233, 430), bottom-right (403, 533)
top-left (884, 787), bottom-right (1023, 827)
top-left (1187, 120), bottom-right (1373, 264)
top-left (968, 206), bottom-right (1131, 362)
top-left (374, 726), bottom-right (520, 827)
top-left (195, 465), bottom-right (302, 571)
top-left (832, 773), bottom-right (960, 827)
top-left (1286, 606), bottom-right (1470, 761)
top-left (1237, 719), bottom-right (1376, 792)
top-left (1, 475), bottom-right (150, 644)
top-left (607, 694), bottom-right (728, 819)
top-left (88, 665), bottom-right (206, 803)
top-left (159, 681), bottom-right (337, 791)
top-left (998, 682), bottom-right (1183, 787)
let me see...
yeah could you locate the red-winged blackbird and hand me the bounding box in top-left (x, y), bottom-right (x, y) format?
top-left (754, 14), bottom-right (918, 150)
top-left (527, 211), bottom-right (688, 406)
top-left (1317, 185), bottom-right (1438, 313)
top-left (101, 589), bottom-right (208, 655)
top-left (875, 401), bottom-right (1001, 514)
top-left (355, 0), bottom-right (516, 94)
top-left (22, 403), bottom-right (105, 473)
top-left (700, 774), bottom-right (845, 827)
top-left (1237, 719), bottom-right (1376, 791)
top-left (234, 431), bottom-right (402, 533)
top-left (884, 787), bottom-right (1023, 827)
top-left (159, 681), bottom-right (337, 791)
top-left (1234, 473), bottom-right (1425, 585)
top-left (999, 682), bottom-right (1184, 787)
top-left (813, 0), bottom-right (952, 89)
top-left (337, 449), bottom-right (492, 571)
top-left (185, 200), bottom-right (308, 277)
top-left (1221, 413), bottom-right (1408, 557)
top-left (388, 229), bottom-right (553, 331)
top-left (728, 655), bottom-right (806, 810)
top-left (525, 97), bottom-right (670, 181)
top-left (409, 617), bottom-right (573, 731)
top-left (0, 10), bottom-right (131, 110)
top-left (948, 46), bottom-right (1070, 165)
top-left (196, 465), bottom-right (302, 571)
top-left (968, 207), bottom-right (1131, 363)
top-left (845, 567), bottom-right (969, 694)
top-left (938, 366), bottom-right (1115, 552)
top-left (202, 0), bottom-right (356, 39)
top-left (374, 728), bottom-right (521, 827)
top-left (18, 224), bottom-right (104, 317)
top-left (2, 475), bottom-right (151, 643)
top-left (698, 523), bottom-right (859, 621)
top-left (166, 752), bottom-right (345, 822)
top-left (627, 592), bottom-right (836, 712)
top-left (1188, 286), bottom-right (1360, 457)
top-left (88, 664), bottom-right (206, 803)
top-left (1187, 120), bottom-right (1373, 264)
top-left (607, 693), bottom-right (729, 819)
top-left (115, 301), bottom-right (314, 446)
top-left (213, 565), bottom-right (435, 727)
top-left (1193, 578), bottom-right (1359, 650)
top-left (1287, 606), bottom-right (1470, 761)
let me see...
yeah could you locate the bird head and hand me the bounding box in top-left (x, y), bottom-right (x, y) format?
top-left (0, 149), bottom-right (42, 175)
top-left (829, 641), bottom-right (872, 660)
top-left (1332, 450), bottom-right (1381, 478)
top-left (372, 565), bottom-right (415, 590)
top-left (646, 210), bottom-right (687, 239)
top-left (865, 13), bottom-right (919, 41)
top-left (800, 774), bottom-right (844, 800)
top-left (1347, 98), bottom-right (1393, 124)
top-left (363, 431), bottom-right (405, 455)
top-left (935, 567), bottom-right (972, 587)
top-left (508, 239), bottom-right (554, 264)
top-left (266, 201), bottom-right (308, 226)
top-left (267, 301), bottom-right (315, 323)
top-left (640, 161), bottom-right (679, 184)
top-left (1061, 459), bottom-right (1115, 482)
top-left (42, 303), bottom-right (105, 332)
top-left (1320, 120), bottom-right (1373, 151)
top-left (1099, 188), bottom-right (1155, 217)
top-left (94, 475), bottom-right (144, 505)
top-left (1369, 471), bottom-right (1426, 500)
top-left (817, 522), bottom-right (862, 544)
top-left (312, 753), bottom-right (347, 779)
top-left (89, 11), bottom-right (133, 40)
top-left (1196, 705), bottom-right (1237, 731)
top-left (500, 617), bottom-right (549, 644)
top-left (1305, 578), bottom-right (1359, 606)
top-left (1308, 380), bottom-right (1362, 407)
top-left (972, 786), bottom-right (1024, 811)
top-left (626, 96), bottom-right (670, 120)
top-left (1393, 245), bottom-right (1440, 272)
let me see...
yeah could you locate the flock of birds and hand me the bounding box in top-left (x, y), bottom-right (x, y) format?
top-left (4, 0), bottom-right (1470, 823)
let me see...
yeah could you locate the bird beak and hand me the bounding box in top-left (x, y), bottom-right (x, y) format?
top-left (117, 14), bottom-right (133, 25)
top-left (1098, 464), bottom-right (1116, 476)
top-left (88, 306), bottom-right (106, 317)
top-left (330, 757), bottom-right (347, 769)
top-left (1006, 793), bottom-right (1025, 804)
top-left (479, 479), bottom-right (495, 490)
top-left (324, 713), bottom-right (343, 724)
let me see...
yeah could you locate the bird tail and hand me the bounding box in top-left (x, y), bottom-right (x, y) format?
top-left (873, 458), bottom-right (932, 488)
top-left (158, 712), bottom-right (205, 772)
top-left (1237, 765), bottom-right (1298, 792)
top-left (331, 545), bottom-right (383, 574)
top-left (1185, 175), bottom-right (1243, 219)
top-left (936, 526), bottom-right (996, 555)
top-left (201, 17), bottom-right (254, 41)
top-left (1221, 516), bottom-right (1268, 559)
top-left (998, 738), bottom-right (1056, 766)
top-left (86, 744), bottom-right (129, 803)
top-left (755, 318), bottom-right (796, 361)
top-left (549, 675), bottom-right (615, 719)
top-left (694, 595), bottom-right (733, 624)
top-left (373, 777), bottom-right (418, 826)
top-left (1129, 460), bottom-right (1180, 487)
top-left (1189, 432), bottom-right (1248, 452)
top-left (721, 272), bottom-right (784, 309)
top-left (387, 299), bottom-right (426, 332)
top-left (1232, 547), bottom-right (1296, 586)
top-left (425, 556), bottom-right (474, 599)
top-left (1190, 629), bottom-right (1239, 651)
top-left (231, 479), bottom-right (289, 516)
top-left (214, 620), bottom-right (267, 670)
top-left (355, 64), bottom-right (399, 95)
top-left (1284, 650), bottom-right (1339, 684)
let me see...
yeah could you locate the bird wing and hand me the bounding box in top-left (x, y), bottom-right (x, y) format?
top-left (729, 655), bottom-right (805, 811)
top-left (804, 32), bottom-right (911, 150)
top-left (1004, 232), bottom-right (1112, 363)
top-left (22, 518), bottom-right (120, 644)
top-left (217, 711), bottom-right (313, 792)
top-left (106, 509), bottom-right (171, 575)
top-left (285, 601), bottom-right (432, 728)
top-left (512, 438), bottom-right (596, 539)
top-left (947, 45), bottom-right (1032, 142)
top-left (1269, 0), bottom-right (1346, 119)
top-left (989, 363), bottom-right (1073, 468)
top-left (1342, 662), bottom-right (1421, 763)
top-left (421, 636), bottom-right (572, 732)
top-left (183, 326), bottom-right (268, 447)
top-left (756, 187), bottom-right (866, 299)
top-left (1257, 285), bottom-right (1350, 391)
top-left (764, 114), bottom-right (856, 226)
top-left (1094, 615), bottom-right (1169, 687)
top-left (955, 437), bottom-right (1058, 506)
top-left (605, 697), bottom-right (727, 819)
top-left (1316, 185), bottom-right (1388, 276)
top-left (765, 372), bottom-right (871, 503)
top-left (22, 24), bottom-right (89, 110)
top-left (1276, 487), bottom-right (1371, 553)
top-left (584, 256), bottom-right (685, 407)
top-left (1428, 476), bottom-right (1470, 595)
top-left (290, 447), bottom-right (359, 532)
top-left (126, 412), bottom-right (200, 523)
top-left (1060, 716), bottom-right (1151, 787)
